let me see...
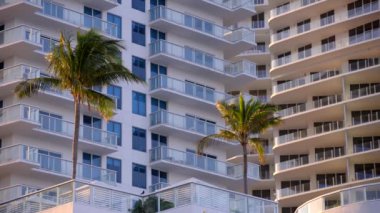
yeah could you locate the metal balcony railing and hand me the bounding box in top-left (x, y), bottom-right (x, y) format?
top-left (0, 64), bottom-right (40, 85)
top-left (0, 104), bottom-right (40, 125)
top-left (277, 155), bottom-right (309, 171)
top-left (0, 25), bottom-right (40, 46)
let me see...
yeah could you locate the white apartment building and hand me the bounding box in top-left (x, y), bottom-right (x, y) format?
top-left (0, 0), bottom-right (379, 212)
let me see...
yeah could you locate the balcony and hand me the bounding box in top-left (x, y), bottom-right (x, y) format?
top-left (149, 75), bottom-right (232, 109)
top-left (271, 30), bottom-right (380, 73)
top-left (33, 0), bottom-right (119, 38)
top-left (350, 84), bottom-right (380, 100)
top-left (236, 46), bottom-right (271, 64)
top-left (76, 0), bottom-right (120, 10)
top-left (149, 40), bottom-right (260, 86)
top-left (0, 64), bottom-right (40, 96)
top-left (271, 1), bottom-right (380, 44)
top-left (275, 121), bottom-right (344, 146)
top-left (0, 184), bottom-right (39, 204)
top-left (148, 182), bottom-right (170, 193)
top-left (37, 113), bottom-right (118, 154)
top-left (0, 25), bottom-right (41, 59)
top-left (276, 155), bottom-right (309, 171)
top-left (315, 147), bottom-right (345, 162)
top-left (316, 174), bottom-right (346, 189)
top-left (0, 144), bottom-right (117, 185)
top-left (149, 6), bottom-right (255, 58)
top-left (0, 104), bottom-right (40, 136)
top-left (0, 179), bottom-right (278, 213)
top-left (277, 182), bottom-right (310, 198)
top-left (0, 0), bottom-right (42, 20)
top-left (150, 146), bottom-right (266, 188)
top-left (353, 137), bottom-right (380, 153)
top-left (296, 182), bottom-right (380, 213)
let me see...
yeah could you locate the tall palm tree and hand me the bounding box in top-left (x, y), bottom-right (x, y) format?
top-left (15, 30), bottom-right (144, 179)
top-left (198, 94), bottom-right (281, 194)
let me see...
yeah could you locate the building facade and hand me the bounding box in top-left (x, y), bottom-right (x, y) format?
top-left (0, 0), bottom-right (379, 212)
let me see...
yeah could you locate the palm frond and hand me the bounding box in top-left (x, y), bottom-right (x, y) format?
top-left (197, 131), bottom-right (239, 154)
top-left (82, 88), bottom-right (115, 120)
top-left (248, 138), bottom-right (265, 164)
top-left (15, 77), bottom-right (62, 98)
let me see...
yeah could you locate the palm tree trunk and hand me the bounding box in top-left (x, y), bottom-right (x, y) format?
top-left (72, 98), bottom-right (81, 179)
top-left (243, 143), bottom-right (248, 194)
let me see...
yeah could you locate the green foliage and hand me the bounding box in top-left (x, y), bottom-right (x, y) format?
top-left (132, 196), bottom-right (174, 213)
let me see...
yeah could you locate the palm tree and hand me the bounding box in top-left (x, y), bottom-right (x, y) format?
top-left (15, 30), bottom-right (144, 179)
top-left (198, 94), bottom-right (281, 194)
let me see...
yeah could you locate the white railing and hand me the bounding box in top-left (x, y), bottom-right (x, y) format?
top-left (0, 104), bottom-right (40, 125)
top-left (272, 29), bottom-right (380, 68)
top-left (149, 6), bottom-right (255, 44)
top-left (349, 57), bottom-right (380, 72)
top-left (277, 155), bottom-right (309, 171)
top-left (315, 147), bottom-right (344, 162)
top-left (0, 185), bottom-right (39, 204)
top-left (0, 181), bottom-right (140, 213)
top-left (0, 144), bottom-right (39, 166)
top-left (278, 104), bottom-right (306, 117)
top-left (39, 0), bottom-right (119, 38)
top-left (239, 46), bottom-right (269, 55)
top-left (352, 111), bottom-right (380, 126)
top-left (0, 64), bottom-right (40, 85)
top-left (149, 74), bottom-right (233, 103)
top-left (149, 40), bottom-right (258, 77)
top-left (313, 94), bottom-right (342, 108)
top-left (205, 0), bottom-right (255, 11)
top-left (295, 182), bottom-right (380, 213)
top-left (0, 25), bottom-right (40, 46)
top-left (316, 175), bottom-right (346, 189)
top-left (272, 2), bottom-right (380, 42)
top-left (273, 70), bottom-right (339, 94)
top-left (39, 114), bottom-right (118, 148)
top-left (270, 0), bottom-right (323, 18)
top-left (150, 146), bottom-right (262, 180)
top-left (276, 130), bottom-right (307, 145)
top-left (150, 110), bottom-right (225, 136)
top-left (350, 84), bottom-right (380, 99)
top-left (314, 121), bottom-right (344, 134)
top-left (277, 182), bottom-right (310, 198)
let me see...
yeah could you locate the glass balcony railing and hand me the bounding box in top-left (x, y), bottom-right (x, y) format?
top-left (353, 138), bottom-right (380, 153)
top-left (148, 182), bottom-right (170, 192)
top-left (277, 155), bottom-right (309, 171)
top-left (149, 6), bottom-right (255, 44)
top-left (273, 70), bottom-right (339, 94)
top-left (272, 30), bottom-right (380, 68)
top-left (350, 84), bottom-right (380, 99)
top-left (296, 182), bottom-right (380, 213)
top-left (39, 114), bottom-right (118, 148)
top-left (348, 0), bottom-right (380, 18)
top-left (150, 146), bottom-right (261, 180)
top-left (315, 147), bottom-right (344, 162)
top-left (149, 75), bottom-right (233, 104)
top-left (0, 0), bottom-right (41, 7)
top-left (277, 130), bottom-right (308, 145)
top-left (316, 174), bottom-right (346, 189)
top-left (313, 94), bottom-right (342, 108)
top-left (0, 25), bottom-right (40, 46)
top-left (38, 0), bottom-right (119, 38)
top-left (352, 111), bottom-right (380, 126)
top-left (348, 58), bottom-right (380, 72)
top-left (149, 110), bottom-right (225, 136)
top-left (0, 104), bottom-right (40, 125)
top-left (0, 144), bottom-right (39, 165)
top-left (0, 184), bottom-right (39, 204)
top-left (205, 0), bottom-right (255, 11)
top-left (270, 0), bottom-right (322, 18)
top-left (149, 40), bottom-right (258, 77)
top-left (277, 104), bottom-right (306, 117)
top-left (277, 182), bottom-right (310, 198)
top-left (0, 64), bottom-right (40, 86)
top-left (314, 121), bottom-right (344, 134)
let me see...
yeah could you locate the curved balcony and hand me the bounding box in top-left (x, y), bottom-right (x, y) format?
top-left (149, 74), bottom-right (232, 110)
top-left (0, 64), bottom-right (40, 96)
top-left (277, 182), bottom-right (311, 199)
top-left (0, 25), bottom-right (41, 59)
top-left (149, 6), bottom-right (255, 58)
top-left (295, 182), bottom-right (380, 213)
top-left (270, 2), bottom-right (380, 46)
top-left (150, 146), bottom-right (267, 189)
top-left (235, 46), bottom-right (271, 65)
top-left (271, 29), bottom-right (380, 76)
top-left (0, 144), bottom-right (116, 186)
top-left (0, 104), bottom-right (40, 136)
top-left (0, 184), bottom-right (39, 204)
top-left (0, 0), bottom-right (42, 20)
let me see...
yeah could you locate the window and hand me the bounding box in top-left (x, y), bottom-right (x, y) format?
top-left (39, 111), bottom-right (62, 132)
top-left (282, 207), bottom-right (297, 213)
top-left (184, 46), bottom-right (214, 68)
top-left (83, 152), bottom-right (101, 180)
top-left (132, 163), bottom-right (146, 188)
top-left (320, 10), bottom-right (335, 26)
top-left (132, 56), bottom-right (146, 80)
top-left (353, 136), bottom-right (380, 153)
top-left (38, 149), bottom-right (61, 172)
top-left (350, 83), bottom-right (380, 98)
top-left (276, 2), bottom-right (290, 15)
top-left (107, 157), bottom-right (122, 183)
top-left (276, 27), bottom-right (290, 40)
top-left (348, 58), bottom-right (379, 71)
top-left (132, 127), bottom-right (146, 152)
top-left (276, 51), bottom-right (291, 66)
top-left (83, 115), bottom-right (102, 142)
top-left (150, 0), bottom-right (165, 7)
top-left (42, 1), bottom-right (64, 19)
top-left (132, 91), bottom-right (146, 116)
top-left (40, 35), bottom-right (58, 53)
top-left (321, 36), bottom-right (335, 52)
top-left (152, 169), bottom-right (168, 185)
top-left (317, 173), bottom-right (346, 188)
top-left (255, 42), bottom-right (267, 53)
top-left (84, 6), bottom-right (102, 30)
top-left (151, 133), bottom-right (167, 148)
top-left (151, 98), bottom-right (167, 112)
top-left (252, 12), bottom-right (265, 28)
top-left (107, 121), bottom-right (122, 146)
top-left (314, 121), bottom-right (342, 133)
top-left (252, 189), bottom-right (271, 200)
top-left (151, 63), bottom-right (167, 77)
top-left (315, 147), bottom-right (344, 161)
top-left (132, 0), bottom-right (145, 12)
top-left (107, 85), bottom-right (122, 110)
top-left (348, 0), bottom-right (379, 18)
top-left (185, 115), bottom-right (216, 135)
top-left (301, 0), bottom-right (318, 6)
top-left (352, 110), bottom-right (380, 125)
top-left (132, 21), bottom-right (146, 46)
top-left (249, 90), bottom-right (267, 102)
top-left (151, 29), bottom-right (166, 42)
top-left (355, 163), bottom-right (380, 180)
top-left (349, 20), bottom-right (380, 44)
top-left (297, 19), bottom-right (311, 33)
top-left (257, 65), bottom-right (267, 78)
top-left (281, 180), bottom-right (310, 193)
top-left (184, 80), bottom-right (215, 101)
top-left (298, 44), bottom-right (312, 59)
top-left (280, 154), bottom-right (309, 168)
top-left (107, 13), bottom-right (122, 38)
